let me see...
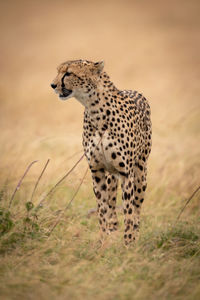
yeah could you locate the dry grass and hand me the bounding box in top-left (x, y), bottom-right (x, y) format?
top-left (0, 0), bottom-right (200, 299)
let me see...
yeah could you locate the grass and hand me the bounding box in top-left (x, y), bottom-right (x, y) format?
top-left (0, 159), bottom-right (200, 300)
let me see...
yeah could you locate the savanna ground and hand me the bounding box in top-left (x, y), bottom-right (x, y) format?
top-left (0, 0), bottom-right (200, 299)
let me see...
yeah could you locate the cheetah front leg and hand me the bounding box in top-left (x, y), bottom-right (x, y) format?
top-left (105, 173), bottom-right (119, 233)
top-left (91, 170), bottom-right (118, 236)
top-left (121, 165), bottom-right (147, 245)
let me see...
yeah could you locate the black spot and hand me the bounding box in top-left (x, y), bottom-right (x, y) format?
top-left (106, 110), bottom-right (111, 116)
top-left (96, 191), bottom-right (101, 199)
top-left (111, 152), bottom-right (116, 159)
top-left (102, 124), bottom-right (108, 130)
top-left (143, 185), bottom-right (146, 191)
top-left (101, 184), bottom-right (107, 191)
top-left (119, 162), bottom-right (125, 167)
top-left (132, 200), bottom-right (137, 207)
top-left (138, 165), bottom-right (143, 171)
top-left (119, 171), bottom-right (128, 177)
top-left (94, 176), bottom-right (101, 183)
top-left (125, 225), bottom-right (130, 232)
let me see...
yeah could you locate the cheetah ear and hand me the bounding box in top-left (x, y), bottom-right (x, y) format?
top-left (94, 61), bottom-right (104, 73)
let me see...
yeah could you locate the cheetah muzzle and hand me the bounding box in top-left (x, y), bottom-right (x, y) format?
top-left (59, 88), bottom-right (73, 99)
top-left (51, 59), bottom-right (152, 245)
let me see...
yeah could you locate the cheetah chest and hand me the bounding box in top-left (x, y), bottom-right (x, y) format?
top-left (86, 131), bottom-right (119, 173)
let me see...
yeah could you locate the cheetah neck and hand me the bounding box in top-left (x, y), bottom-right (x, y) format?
top-left (78, 73), bottom-right (119, 132)
top-left (75, 72), bottom-right (117, 105)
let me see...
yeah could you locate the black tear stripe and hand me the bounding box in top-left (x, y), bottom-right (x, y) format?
top-left (61, 72), bottom-right (68, 88)
top-left (61, 72), bottom-right (83, 88)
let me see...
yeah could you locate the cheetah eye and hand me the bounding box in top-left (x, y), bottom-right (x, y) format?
top-left (65, 71), bottom-right (71, 76)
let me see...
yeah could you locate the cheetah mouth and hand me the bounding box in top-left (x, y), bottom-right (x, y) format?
top-left (59, 89), bottom-right (73, 99)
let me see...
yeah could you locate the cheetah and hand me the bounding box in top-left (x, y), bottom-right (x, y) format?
top-left (51, 60), bottom-right (152, 245)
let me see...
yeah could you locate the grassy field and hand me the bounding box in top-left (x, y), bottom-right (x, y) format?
top-left (0, 0), bottom-right (200, 299)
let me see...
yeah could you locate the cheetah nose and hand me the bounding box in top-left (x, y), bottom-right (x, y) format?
top-left (51, 83), bottom-right (57, 89)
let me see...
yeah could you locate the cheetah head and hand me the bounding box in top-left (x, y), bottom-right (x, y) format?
top-left (51, 60), bottom-right (104, 105)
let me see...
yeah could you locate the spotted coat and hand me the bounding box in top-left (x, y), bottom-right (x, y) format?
top-left (51, 60), bottom-right (152, 245)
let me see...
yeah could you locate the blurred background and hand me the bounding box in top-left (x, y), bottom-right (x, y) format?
top-left (1, 2), bottom-right (200, 298)
top-left (0, 0), bottom-right (200, 201)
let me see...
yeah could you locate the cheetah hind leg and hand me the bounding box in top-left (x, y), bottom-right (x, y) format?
top-left (121, 171), bottom-right (146, 246)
